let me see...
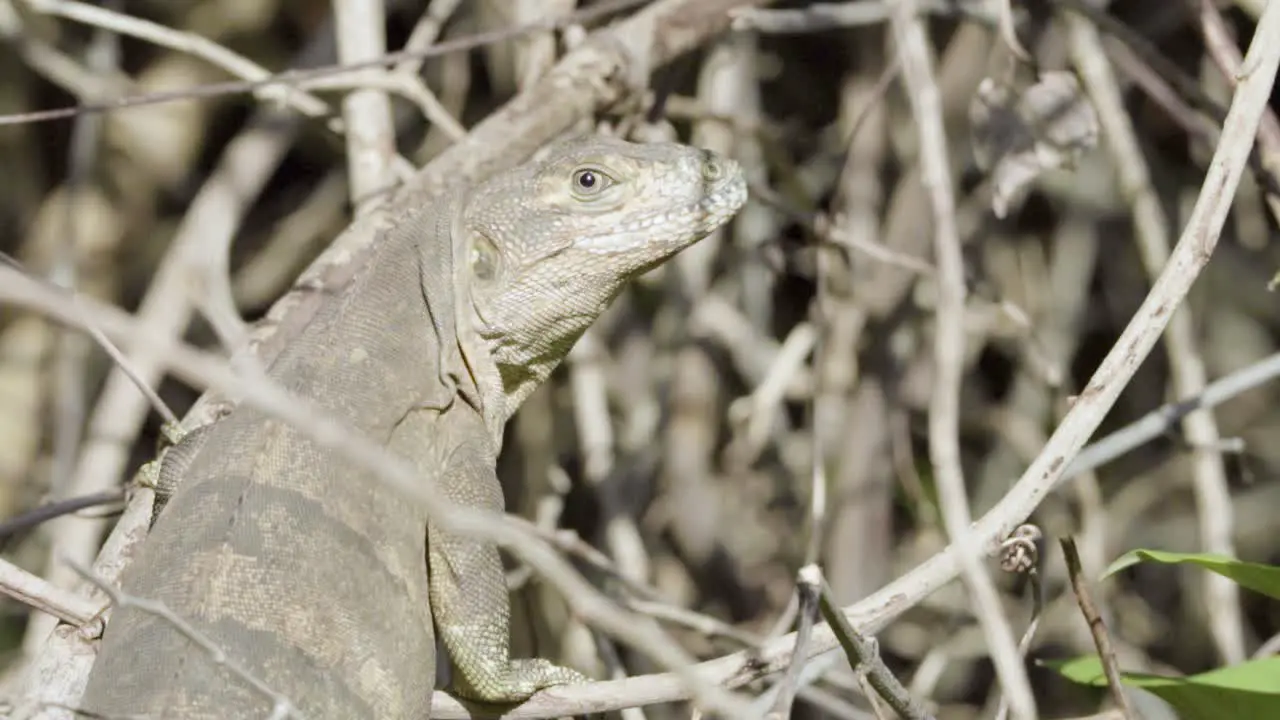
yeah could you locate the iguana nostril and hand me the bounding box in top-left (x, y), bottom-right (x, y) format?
top-left (702, 158), bottom-right (723, 182)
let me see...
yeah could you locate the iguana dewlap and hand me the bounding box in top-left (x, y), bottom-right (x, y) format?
top-left (78, 136), bottom-right (747, 719)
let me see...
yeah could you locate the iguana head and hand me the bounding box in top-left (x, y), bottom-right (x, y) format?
top-left (457, 135), bottom-right (748, 418)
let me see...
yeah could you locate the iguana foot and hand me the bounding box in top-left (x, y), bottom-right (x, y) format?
top-left (451, 657), bottom-right (588, 703)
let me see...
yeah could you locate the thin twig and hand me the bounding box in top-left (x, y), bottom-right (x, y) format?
top-left (0, 558), bottom-right (103, 627)
top-left (1060, 538), bottom-right (1137, 720)
top-left (333, 0), bottom-right (397, 214)
top-left (730, 0), bottom-right (995, 33)
top-left (1067, 349), bottom-right (1280, 478)
top-left (25, 0), bottom-right (338, 125)
top-left (1198, 0), bottom-right (1280, 226)
top-left (0, 490), bottom-right (123, 542)
top-left (0, 0), bottom-right (653, 127)
top-left (764, 569), bottom-right (820, 719)
top-left (811, 567), bottom-right (933, 720)
top-left (1254, 631), bottom-right (1280, 659)
top-left (0, 253), bottom-right (178, 428)
top-left (888, 0), bottom-right (1037, 716)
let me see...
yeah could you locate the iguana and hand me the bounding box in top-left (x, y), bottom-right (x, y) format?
top-left (77, 135), bottom-right (747, 719)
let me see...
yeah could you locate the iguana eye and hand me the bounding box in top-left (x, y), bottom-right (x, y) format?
top-left (571, 167), bottom-right (613, 196)
top-left (470, 235), bottom-right (499, 281)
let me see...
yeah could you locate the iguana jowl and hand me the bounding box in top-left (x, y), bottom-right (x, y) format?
top-left (77, 135), bottom-right (747, 719)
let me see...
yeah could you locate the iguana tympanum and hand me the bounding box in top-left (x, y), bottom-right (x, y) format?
top-left (78, 135), bottom-right (747, 718)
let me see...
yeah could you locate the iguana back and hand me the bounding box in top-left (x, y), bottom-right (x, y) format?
top-left (81, 201), bottom-right (453, 718)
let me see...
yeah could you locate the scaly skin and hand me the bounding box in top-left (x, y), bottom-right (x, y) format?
top-left (79, 135), bottom-right (747, 719)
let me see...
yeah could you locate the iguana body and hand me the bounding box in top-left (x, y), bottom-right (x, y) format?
top-left (79, 136), bottom-right (747, 719)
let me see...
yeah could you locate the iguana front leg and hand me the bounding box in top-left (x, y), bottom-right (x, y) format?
top-left (137, 421), bottom-right (213, 526)
top-left (426, 421), bottom-right (585, 703)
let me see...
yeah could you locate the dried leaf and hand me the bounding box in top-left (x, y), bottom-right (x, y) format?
top-left (970, 71), bottom-right (1100, 217)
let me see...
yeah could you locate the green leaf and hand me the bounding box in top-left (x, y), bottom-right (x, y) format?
top-left (1102, 549), bottom-right (1280, 600)
top-left (1044, 656), bottom-right (1280, 720)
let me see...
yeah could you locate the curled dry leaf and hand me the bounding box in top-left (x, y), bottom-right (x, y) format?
top-left (970, 71), bottom-right (1100, 218)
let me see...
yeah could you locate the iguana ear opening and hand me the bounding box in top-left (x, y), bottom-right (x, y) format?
top-left (468, 233), bottom-right (502, 284)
